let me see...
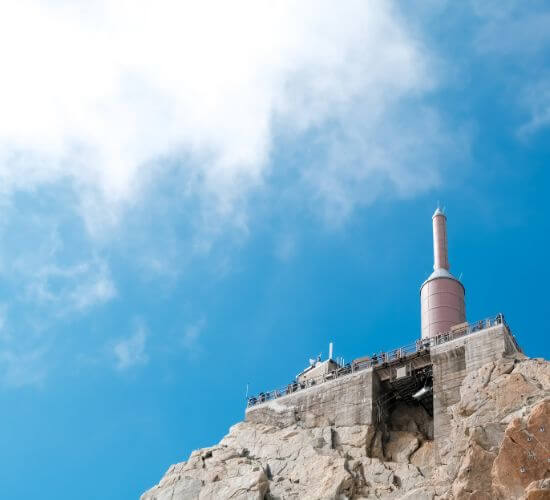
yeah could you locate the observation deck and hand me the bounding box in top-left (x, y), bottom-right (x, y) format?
top-left (246, 314), bottom-right (518, 409)
top-left (245, 314), bottom-right (521, 465)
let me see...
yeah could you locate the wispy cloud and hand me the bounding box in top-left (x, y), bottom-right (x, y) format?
top-left (471, 1), bottom-right (550, 137)
top-left (0, 1), bottom-right (466, 388)
top-left (113, 323), bottom-right (149, 371)
top-left (473, 2), bottom-right (550, 56)
top-left (26, 260), bottom-right (117, 314)
top-left (0, 1), bottom-right (445, 231)
top-left (182, 319), bottom-right (206, 354)
top-left (0, 303), bottom-right (50, 388)
top-left (518, 77), bottom-right (550, 137)
top-left (0, 1), bottom-right (460, 292)
top-left (0, 348), bottom-right (47, 388)
top-left (274, 234), bottom-right (297, 262)
top-left (0, 304), bottom-right (8, 341)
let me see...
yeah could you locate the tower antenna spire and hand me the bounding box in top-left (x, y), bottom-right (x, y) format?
top-left (432, 207), bottom-right (449, 271)
top-left (420, 207), bottom-right (466, 339)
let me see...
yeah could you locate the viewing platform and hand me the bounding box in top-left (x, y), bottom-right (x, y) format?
top-left (245, 314), bottom-right (522, 465)
top-left (246, 314), bottom-right (518, 409)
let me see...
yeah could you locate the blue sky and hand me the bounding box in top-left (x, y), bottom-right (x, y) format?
top-left (0, 1), bottom-right (549, 498)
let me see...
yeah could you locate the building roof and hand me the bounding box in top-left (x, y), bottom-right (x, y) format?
top-left (421, 267), bottom-right (465, 292)
top-left (432, 207), bottom-right (445, 218)
top-left (295, 359), bottom-right (338, 379)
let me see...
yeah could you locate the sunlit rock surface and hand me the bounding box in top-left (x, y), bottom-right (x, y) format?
top-left (142, 356), bottom-right (549, 499)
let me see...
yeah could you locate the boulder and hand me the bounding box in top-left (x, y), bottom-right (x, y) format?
top-left (410, 440), bottom-right (435, 469)
top-left (384, 431), bottom-right (420, 463)
top-left (492, 401), bottom-right (550, 499)
top-left (521, 479), bottom-right (550, 500)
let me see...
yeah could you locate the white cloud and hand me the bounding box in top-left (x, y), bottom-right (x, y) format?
top-left (0, 202), bottom-right (118, 388)
top-left (0, 297), bottom-right (49, 387)
top-left (26, 259), bottom-right (117, 313)
top-left (473, 3), bottom-right (550, 56)
top-left (0, 2), bottom-right (460, 386)
top-left (113, 324), bottom-right (148, 370)
top-left (275, 234), bottom-right (297, 262)
top-left (0, 195), bottom-right (117, 314)
top-left (471, 1), bottom-right (550, 137)
top-left (0, 348), bottom-right (47, 388)
top-left (182, 319), bottom-right (206, 352)
top-left (302, 106), bottom-right (464, 223)
top-left (0, 0), bottom-right (441, 231)
top-left (0, 305), bottom-right (8, 340)
top-left (518, 77), bottom-right (550, 137)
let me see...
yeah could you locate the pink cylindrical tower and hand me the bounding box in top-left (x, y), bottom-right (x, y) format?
top-left (432, 211), bottom-right (449, 271)
top-left (420, 208), bottom-right (465, 339)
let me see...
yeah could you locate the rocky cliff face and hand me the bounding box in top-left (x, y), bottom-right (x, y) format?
top-left (142, 355), bottom-right (549, 499)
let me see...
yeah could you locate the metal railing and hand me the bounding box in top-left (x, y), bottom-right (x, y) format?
top-left (246, 313), bottom-right (512, 408)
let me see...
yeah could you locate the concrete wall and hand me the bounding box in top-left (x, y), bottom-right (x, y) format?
top-left (431, 324), bottom-right (520, 462)
top-left (246, 368), bottom-right (380, 429)
top-left (246, 323), bottom-right (521, 465)
top-left (431, 344), bottom-right (467, 462)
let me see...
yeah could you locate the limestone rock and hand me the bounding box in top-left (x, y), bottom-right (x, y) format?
top-left (452, 442), bottom-right (496, 499)
top-left (384, 431), bottom-right (420, 463)
top-left (333, 424), bottom-right (375, 458)
top-left (198, 470), bottom-right (268, 500)
top-left (410, 440), bottom-right (435, 469)
top-left (397, 487), bottom-right (435, 500)
top-left (142, 356), bottom-right (550, 499)
top-left (390, 402), bottom-right (433, 440)
top-left (521, 479), bottom-right (550, 500)
top-left (492, 400), bottom-right (550, 499)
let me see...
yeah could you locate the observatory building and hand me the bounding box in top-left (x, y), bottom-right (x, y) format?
top-left (245, 209), bottom-right (522, 463)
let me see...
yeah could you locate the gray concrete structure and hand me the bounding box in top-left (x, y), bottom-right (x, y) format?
top-left (245, 210), bottom-right (523, 464)
top-left (296, 359), bottom-right (339, 385)
top-left (246, 320), bottom-right (521, 463)
top-left (246, 368), bottom-right (380, 429)
top-left (431, 322), bottom-right (520, 462)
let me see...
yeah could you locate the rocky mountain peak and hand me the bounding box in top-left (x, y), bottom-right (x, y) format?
top-left (142, 355), bottom-right (549, 499)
